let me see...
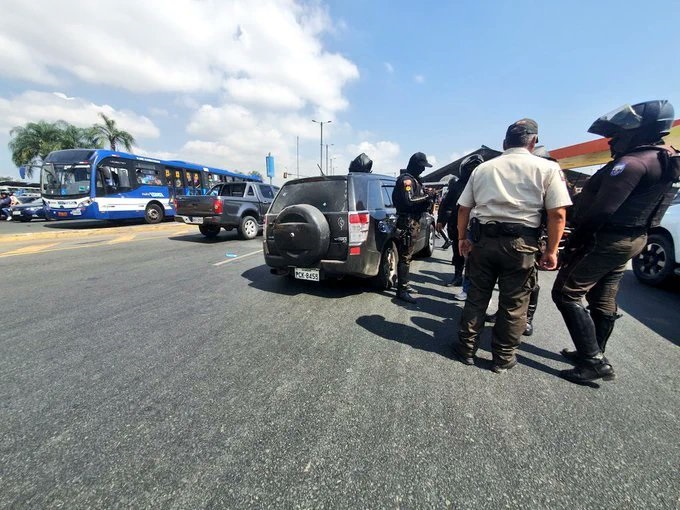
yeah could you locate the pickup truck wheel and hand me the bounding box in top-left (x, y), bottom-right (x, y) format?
top-left (633, 232), bottom-right (675, 286)
top-left (238, 216), bottom-right (259, 240)
top-left (199, 224), bottom-right (221, 238)
top-left (373, 241), bottom-right (399, 290)
top-left (144, 203), bottom-right (164, 224)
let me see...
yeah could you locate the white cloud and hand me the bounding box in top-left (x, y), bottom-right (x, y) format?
top-left (0, 0), bottom-right (359, 114)
top-left (385, 62), bottom-right (394, 74)
top-left (0, 90), bottom-right (160, 139)
top-left (414, 75), bottom-right (425, 84)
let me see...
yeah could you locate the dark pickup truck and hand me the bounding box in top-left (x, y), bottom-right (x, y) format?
top-left (174, 181), bottom-right (279, 239)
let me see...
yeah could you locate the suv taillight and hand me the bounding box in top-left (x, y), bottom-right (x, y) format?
top-left (348, 211), bottom-right (370, 252)
top-left (213, 198), bottom-right (223, 214)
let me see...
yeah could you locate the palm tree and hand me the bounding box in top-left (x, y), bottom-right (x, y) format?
top-left (8, 121), bottom-right (65, 179)
top-left (92, 113), bottom-right (136, 152)
top-left (58, 124), bottom-right (103, 150)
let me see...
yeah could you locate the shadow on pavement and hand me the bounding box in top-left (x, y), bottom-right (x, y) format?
top-left (241, 264), bottom-right (365, 298)
top-left (617, 270), bottom-right (680, 346)
top-left (168, 230), bottom-right (242, 244)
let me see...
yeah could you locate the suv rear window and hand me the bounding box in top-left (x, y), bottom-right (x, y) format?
top-left (270, 179), bottom-right (348, 214)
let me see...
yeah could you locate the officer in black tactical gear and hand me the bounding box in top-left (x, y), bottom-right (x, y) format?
top-left (553, 100), bottom-right (679, 385)
top-left (392, 152), bottom-right (435, 303)
top-left (437, 154), bottom-right (484, 287)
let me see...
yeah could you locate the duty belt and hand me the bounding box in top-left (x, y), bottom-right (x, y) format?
top-left (480, 221), bottom-right (539, 238)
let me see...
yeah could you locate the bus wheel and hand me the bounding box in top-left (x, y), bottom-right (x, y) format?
top-left (145, 203), bottom-right (164, 224)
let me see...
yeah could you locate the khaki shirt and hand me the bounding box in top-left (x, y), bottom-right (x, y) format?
top-left (457, 147), bottom-right (572, 228)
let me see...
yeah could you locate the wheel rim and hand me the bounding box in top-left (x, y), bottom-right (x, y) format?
top-left (428, 227), bottom-right (435, 252)
top-left (638, 243), bottom-right (667, 277)
top-left (147, 207), bottom-right (160, 221)
top-left (387, 247), bottom-right (397, 285)
top-left (245, 219), bottom-right (257, 237)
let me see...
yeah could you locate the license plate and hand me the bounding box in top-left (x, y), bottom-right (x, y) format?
top-left (189, 216), bottom-right (204, 224)
top-left (57, 211), bottom-right (68, 217)
top-left (13, 211), bottom-right (21, 216)
top-left (294, 268), bottom-right (320, 281)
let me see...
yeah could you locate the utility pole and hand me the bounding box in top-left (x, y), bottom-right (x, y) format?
top-left (325, 143), bottom-right (334, 175)
top-left (312, 119), bottom-right (331, 175)
top-left (296, 136), bottom-right (299, 179)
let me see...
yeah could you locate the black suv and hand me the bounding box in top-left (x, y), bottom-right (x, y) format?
top-left (263, 169), bottom-right (435, 288)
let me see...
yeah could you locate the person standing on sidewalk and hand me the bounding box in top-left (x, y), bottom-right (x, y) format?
top-left (451, 119), bottom-right (572, 373)
top-left (553, 100), bottom-right (679, 385)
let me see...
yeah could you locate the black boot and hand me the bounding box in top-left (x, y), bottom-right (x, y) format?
top-left (591, 310), bottom-right (619, 354)
top-left (397, 288), bottom-right (417, 304)
top-left (523, 285), bottom-right (539, 336)
top-left (562, 310), bottom-right (620, 362)
top-left (556, 302), bottom-right (601, 361)
top-left (560, 357), bottom-right (616, 385)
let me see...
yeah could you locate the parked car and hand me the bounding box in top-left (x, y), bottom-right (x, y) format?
top-left (10, 196), bottom-right (47, 222)
top-left (263, 165), bottom-right (435, 288)
top-left (632, 191), bottom-right (680, 286)
top-left (174, 181), bottom-right (279, 239)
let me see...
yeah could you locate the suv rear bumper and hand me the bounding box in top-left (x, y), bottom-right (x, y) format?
top-left (264, 247), bottom-right (380, 279)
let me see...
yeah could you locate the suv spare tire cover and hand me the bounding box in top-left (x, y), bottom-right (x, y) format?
top-left (273, 204), bottom-right (331, 267)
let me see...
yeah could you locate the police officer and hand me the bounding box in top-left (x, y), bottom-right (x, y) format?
top-left (392, 152), bottom-right (435, 303)
top-left (553, 100), bottom-right (679, 385)
top-left (437, 155), bottom-right (484, 286)
top-left (452, 119), bottom-right (572, 372)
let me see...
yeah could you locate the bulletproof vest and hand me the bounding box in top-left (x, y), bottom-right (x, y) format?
top-left (392, 172), bottom-right (428, 214)
top-left (609, 146), bottom-right (680, 228)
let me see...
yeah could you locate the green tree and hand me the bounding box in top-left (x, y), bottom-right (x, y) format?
top-left (58, 124), bottom-right (102, 150)
top-left (8, 121), bottom-right (65, 179)
top-left (249, 170), bottom-right (264, 180)
top-left (92, 113), bottom-right (136, 151)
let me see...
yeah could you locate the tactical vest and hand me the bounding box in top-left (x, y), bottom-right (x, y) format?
top-left (608, 145), bottom-right (680, 229)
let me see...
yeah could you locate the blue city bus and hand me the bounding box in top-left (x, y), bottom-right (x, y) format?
top-left (40, 149), bottom-right (260, 223)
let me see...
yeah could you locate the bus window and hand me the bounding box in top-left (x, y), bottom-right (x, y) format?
top-left (168, 167), bottom-right (186, 196)
top-left (185, 170), bottom-right (202, 195)
top-left (97, 158), bottom-right (133, 195)
top-left (135, 162), bottom-right (164, 186)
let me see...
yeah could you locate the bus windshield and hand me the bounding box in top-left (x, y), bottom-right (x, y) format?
top-left (42, 162), bottom-right (92, 198)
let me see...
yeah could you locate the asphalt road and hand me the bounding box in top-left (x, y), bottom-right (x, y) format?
top-left (1, 223), bottom-right (678, 508)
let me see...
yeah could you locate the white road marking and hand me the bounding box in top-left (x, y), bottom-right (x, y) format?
top-left (213, 249), bottom-right (263, 266)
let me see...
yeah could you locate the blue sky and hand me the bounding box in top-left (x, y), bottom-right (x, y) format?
top-left (1, 0), bottom-right (679, 184)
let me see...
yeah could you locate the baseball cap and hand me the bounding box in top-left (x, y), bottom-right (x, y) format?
top-left (410, 152), bottom-right (433, 167)
top-left (506, 118), bottom-right (539, 137)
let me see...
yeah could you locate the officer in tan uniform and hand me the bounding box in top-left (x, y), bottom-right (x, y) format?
top-left (451, 119), bottom-right (572, 373)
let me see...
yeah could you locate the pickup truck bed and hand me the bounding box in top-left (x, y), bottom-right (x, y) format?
top-left (175, 181), bottom-right (278, 239)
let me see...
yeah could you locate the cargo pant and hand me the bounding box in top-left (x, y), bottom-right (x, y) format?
top-left (457, 233), bottom-right (539, 364)
top-left (396, 215), bottom-right (422, 290)
top-left (551, 231), bottom-right (647, 356)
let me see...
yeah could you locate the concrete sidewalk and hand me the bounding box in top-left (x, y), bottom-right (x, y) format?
top-left (0, 220), bottom-right (193, 243)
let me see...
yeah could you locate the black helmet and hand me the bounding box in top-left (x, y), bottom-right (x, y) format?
top-left (588, 100), bottom-right (674, 156)
top-left (348, 153), bottom-right (373, 173)
top-left (447, 176), bottom-right (458, 189)
top-left (406, 152), bottom-right (432, 176)
top-left (459, 154), bottom-right (484, 180)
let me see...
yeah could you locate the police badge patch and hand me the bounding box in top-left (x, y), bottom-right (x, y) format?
top-left (610, 163), bottom-right (626, 176)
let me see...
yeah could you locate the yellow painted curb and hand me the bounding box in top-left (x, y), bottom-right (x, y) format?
top-left (0, 221), bottom-right (195, 243)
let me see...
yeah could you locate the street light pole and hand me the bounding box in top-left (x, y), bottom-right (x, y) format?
top-left (325, 143), bottom-right (334, 175)
top-left (312, 119), bottom-right (331, 175)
